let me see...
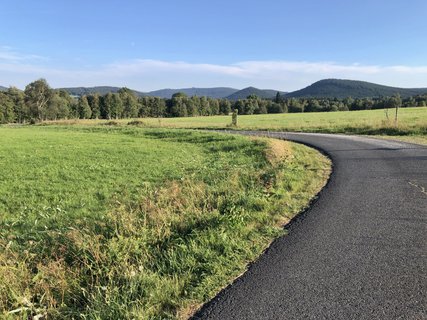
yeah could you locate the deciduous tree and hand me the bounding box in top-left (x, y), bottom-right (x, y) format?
top-left (119, 88), bottom-right (138, 118)
top-left (0, 92), bottom-right (15, 123)
top-left (77, 96), bottom-right (92, 119)
top-left (8, 87), bottom-right (27, 123)
top-left (24, 79), bottom-right (53, 121)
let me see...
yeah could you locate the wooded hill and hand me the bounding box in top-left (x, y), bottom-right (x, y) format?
top-left (226, 87), bottom-right (287, 100)
top-left (58, 86), bottom-right (284, 100)
top-left (54, 79), bottom-right (427, 99)
top-left (3, 79), bottom-right (427, 101)
top-left (286, 79), bottom-right (427, 99)
top-left (58, 86), bottom-right (146, 97)
top-left (147, 87), bottom-right (238, 99)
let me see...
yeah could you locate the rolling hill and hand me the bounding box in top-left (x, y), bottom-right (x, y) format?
top-left (58, 86), bottom-right (239, 98)
top-left (0, 86), bottom-right (7, 91)
top-left (286, 79), bottom-right (427, 99)
top-left (226, 87), bottom-right (286, 100)
top-left (39, 79), bottom-right (427, 100)
top-left (59, 86), bottom-right (286, 100)
top-left (58, 86), bottom-right (146, 97)
top-left (147, 87), bottom-right (238, 99)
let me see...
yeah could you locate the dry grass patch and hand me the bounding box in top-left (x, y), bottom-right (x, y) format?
top-left (264, 138), bottom-right (293, 165)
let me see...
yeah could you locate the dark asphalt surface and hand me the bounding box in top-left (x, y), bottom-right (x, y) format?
top-left (193, 132), bottom-right (427, 320)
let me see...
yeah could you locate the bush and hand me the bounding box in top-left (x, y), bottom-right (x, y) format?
top-left (127, 120), bottom-right (146, 127)
top-left (103, 121), bottom-right (120, 126)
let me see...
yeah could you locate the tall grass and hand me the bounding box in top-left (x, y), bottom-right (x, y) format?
top-left (0, 126), bottom-right (330, 319)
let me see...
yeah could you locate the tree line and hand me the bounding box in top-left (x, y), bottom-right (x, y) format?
top-left (0, 79), bottom-right (426, 124)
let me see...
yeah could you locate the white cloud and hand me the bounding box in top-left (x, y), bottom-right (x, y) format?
top-left (1, 52), bottom-right (427, 91)
top-left (106, 59), bottom-right (246, 76)
top-left (0, 46), bottom-right (46, 63)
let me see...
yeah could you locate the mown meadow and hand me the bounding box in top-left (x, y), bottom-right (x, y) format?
top-left (144, 106), bottom-right (427, 137)
top-left (46, 107), bottom-right (427, 144)
top-left (0, 126), bottom-right (330, 319)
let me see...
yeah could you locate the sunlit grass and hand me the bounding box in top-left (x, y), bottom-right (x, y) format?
top-left (43, 107), bottom-right (427, 137)
top-left (0, 126), bottom-right (330, 319)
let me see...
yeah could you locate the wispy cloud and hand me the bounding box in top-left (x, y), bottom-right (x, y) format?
top-left (102, 60), bottom-right (388, 78)
top-left (105, 59), bottom-right (246, 76)
top-left (1, 53), bottom-right (427, 91)
top-left (234, 61), bottom-right (382, 75)
top-left (0, 46), bottom-right (46, 63)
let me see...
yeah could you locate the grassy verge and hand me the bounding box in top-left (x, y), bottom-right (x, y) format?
top-left (371, 135), bottom-right (427, 146)
top-left (0, 126), bottom-right (330, 319)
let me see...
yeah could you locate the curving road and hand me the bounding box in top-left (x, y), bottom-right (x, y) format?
top-left (193, 132), bottom-right (427, 320)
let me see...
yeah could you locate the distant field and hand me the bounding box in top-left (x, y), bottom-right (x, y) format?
top-left (145, 107), bottom-right (427, 136)
top-left (0, 126), bottom-right (330, 319)
top-left (45, 107), bottom-right (427, 137)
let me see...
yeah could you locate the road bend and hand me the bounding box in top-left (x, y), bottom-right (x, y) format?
top-left (193, 132), bottom-right (427, 320)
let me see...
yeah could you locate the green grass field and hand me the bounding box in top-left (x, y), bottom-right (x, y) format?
top-left (45, 107), bottom-right (427, 144)
top-left (145, 107), bottom-right (426, 135)
top-left (0, 126), bottom-right (330, 319)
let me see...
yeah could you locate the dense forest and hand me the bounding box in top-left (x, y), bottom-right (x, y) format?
top-left (0, 79), bottom-right (426, 124)
top-left (287, 79), bottom-right (427, 99)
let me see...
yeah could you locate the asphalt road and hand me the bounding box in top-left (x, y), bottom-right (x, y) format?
top-left (193, 132), bottom-right (427, 320)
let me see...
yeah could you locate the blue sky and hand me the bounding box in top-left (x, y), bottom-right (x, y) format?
top-left (1, 0), bottom-right (427, 91)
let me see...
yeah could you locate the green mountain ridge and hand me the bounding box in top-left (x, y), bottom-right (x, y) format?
top-left (58, 86), bottom-right (146, 97)
top-left (59, 86), bottom-right (239, 98)
top-left (286, 79), bottom-right (427, 98)
top-left (226, 87), bottom-right (287, 100)
top-left (147, 87), bottom-right (238, 98)
top-left (58, 86), bottom-right (286, 99)
top-left (5, 79), bottom-right (427, 100)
